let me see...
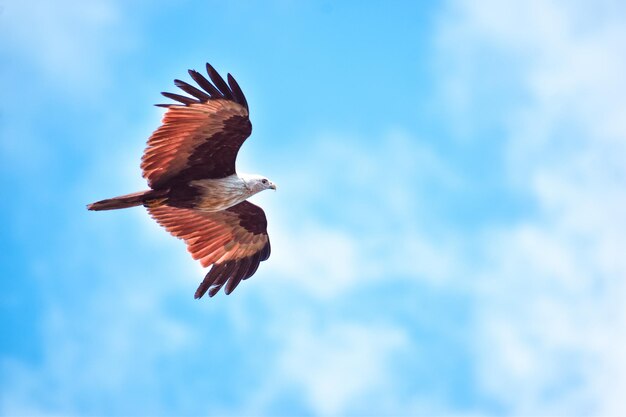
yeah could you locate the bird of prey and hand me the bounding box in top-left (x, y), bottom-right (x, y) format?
top-left (88, 63), bottom-right (276, 299)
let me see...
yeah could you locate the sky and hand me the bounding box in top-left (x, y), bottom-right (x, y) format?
top-left (1, 0), bottom-right (626, 415)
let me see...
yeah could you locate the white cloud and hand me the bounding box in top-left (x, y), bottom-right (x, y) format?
top-left (276, 321), bottom-right (408, 416)
top-left (1, 290), bottom-right (197, 415)
top-left (0, 0), bottom-right (127, 90)
top-left (259, 129), bottom-right (465, 300)
top-left (436, 0), bottom-right (626, 414)
top-left (6, 1), bottom-right (626, 415)
top-left (267, 221), bottom-right (360, 298)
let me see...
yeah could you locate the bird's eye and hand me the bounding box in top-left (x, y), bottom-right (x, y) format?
top-left (262, 179), bottom-right (268, 184)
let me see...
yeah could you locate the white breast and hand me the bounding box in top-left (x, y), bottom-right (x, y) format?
top-left (190, 175), bottom-right (252, 212)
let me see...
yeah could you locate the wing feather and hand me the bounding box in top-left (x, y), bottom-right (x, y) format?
top-left (160, 92), bottom-right (198, 105)
top-left (188, 69), bottom-right (222, 98)
top-left (207, 261), bottom-right (238, 297)
top-left (225, 257), bottom-right (250, 295)
top-left (227, 74), bottom-right (249, 111)
top-left (243, 253), bottom-right (261, 280)
top-left (174, 79), bottom-right (211, 101)
top-left (148, 201), bottom-right (270, 298)
top-left (142, 64), bottom-right (251, 187)
top-left (206, 63), bottom-right (233, 100)
top-left (195, 266), bottom-right (222, 299)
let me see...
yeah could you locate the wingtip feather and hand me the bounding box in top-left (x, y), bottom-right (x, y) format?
top-left (205, 63), bottom-right (233, 100)
top-left (188, 68), bottom-right (222, 98)
top-left (227, 73), bottom-right (249, 111)
top-left (174, 79), bottom-right (211, 101)
top-left (161, 91), bottom-right (198, 105)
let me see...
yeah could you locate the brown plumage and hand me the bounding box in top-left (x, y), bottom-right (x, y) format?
top-left (148, 201), bottom-right (270, 297)
top-left (88, 63), bottom-right (275, 298)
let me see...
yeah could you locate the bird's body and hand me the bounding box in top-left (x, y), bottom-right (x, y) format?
top-left (189, 174), bottom-right (271, 212)
top-left (88, 63), bottom-right (276, 298)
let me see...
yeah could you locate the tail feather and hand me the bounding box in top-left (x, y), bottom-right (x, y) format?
top-left (87, 190), bottom-right (155, 211)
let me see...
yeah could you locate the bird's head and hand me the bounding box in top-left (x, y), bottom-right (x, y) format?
top-left (242, 174), bottom-right (277, 194)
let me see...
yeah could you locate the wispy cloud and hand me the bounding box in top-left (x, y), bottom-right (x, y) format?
top-left (3, 0), bottom-right (625, 415)
top-left (275, 321), bottom-right (408, 416)
top-left (0, 0), bottom-right (126, 90)
top-left (263, 129), bottom-right (465, 298)
top-left (435, 0), bottom-right (626, 414)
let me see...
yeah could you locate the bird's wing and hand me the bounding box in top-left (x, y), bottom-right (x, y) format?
top-left (141, 63), bottom-right (252, 188)
top-left (147, 201), bottom-right (271, 298)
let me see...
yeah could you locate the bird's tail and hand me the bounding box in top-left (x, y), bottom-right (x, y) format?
top-left (87, 190), bottom-right (164, 211)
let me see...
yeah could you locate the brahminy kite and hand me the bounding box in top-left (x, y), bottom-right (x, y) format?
top-left (88, 63), bottom-right (275, 299)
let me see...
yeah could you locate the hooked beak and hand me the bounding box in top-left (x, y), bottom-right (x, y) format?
top-left (270, 183), bottom-right (277, 190)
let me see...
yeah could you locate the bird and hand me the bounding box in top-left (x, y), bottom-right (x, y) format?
top-left (87, 63), bottom-right (276, 299)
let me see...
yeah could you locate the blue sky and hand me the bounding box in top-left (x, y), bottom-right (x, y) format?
top-left (2, 0), bottom-right (626, 415)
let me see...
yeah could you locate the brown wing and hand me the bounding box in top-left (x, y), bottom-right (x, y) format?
top-left (148, 201), bottom-right (271, 298)
top-left (141, 63), bottom-right (252, 188)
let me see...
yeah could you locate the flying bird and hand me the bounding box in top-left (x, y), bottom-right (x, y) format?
top-left (88, 63), bottom-right (276, 299)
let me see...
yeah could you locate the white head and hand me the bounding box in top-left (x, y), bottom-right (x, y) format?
top-left (241, 173), bottom-right (277, 194)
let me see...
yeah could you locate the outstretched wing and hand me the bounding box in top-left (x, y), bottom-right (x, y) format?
top-left (148, 201), bottom-right (271, 298)
top-left (141, 63), bottom-right (252, 189)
